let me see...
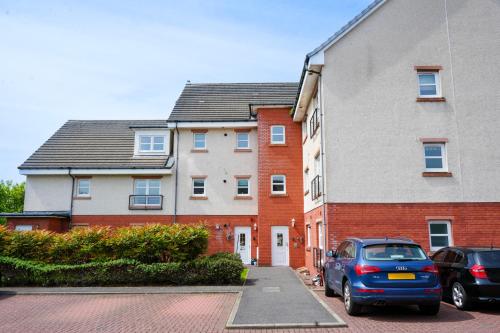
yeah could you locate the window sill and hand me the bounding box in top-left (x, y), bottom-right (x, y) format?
top-left (416, 97), bottom-right (446, 102)
top-left (191, 149), bottom-right (208, 153)
top-left (304, 190), bottom-right (310, 196)
top-left (234, 196), bottom-right (253, 200)
top-left (234, 148), bottom-right (252, 153)
top-left (422, 172), bottom-right (453, 177)
top-left (190, 196), bottom-right (208, 200)
top-left (269, 193), bottom-right (288, 198)
top-left (269, 143), bottom-right (288, 147)
top-left (73, 196), bottom-right (91, 200)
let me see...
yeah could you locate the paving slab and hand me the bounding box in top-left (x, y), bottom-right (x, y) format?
top-left (227, 267), bottom-right (346, 328)
top-left (0, 285), bottom-right (243, 295)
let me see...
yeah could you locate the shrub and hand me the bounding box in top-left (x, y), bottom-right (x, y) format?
top-left (0, 253), bottom-right (244, 286)
top-left (2, 229), bottom-right (53, 261)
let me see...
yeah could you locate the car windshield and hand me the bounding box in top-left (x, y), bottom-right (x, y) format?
top-left (363, 244), bottom-right (427, 261)
top-left (476, 250), bottom-right (500, 266)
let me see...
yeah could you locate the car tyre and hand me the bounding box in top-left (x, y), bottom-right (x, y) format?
top-left (324, 272), bottom-right (336, 297)
top-left (452, 281), bottom-right (471, 310)
top-left (343, 281), bottom-right (362, 316)
top-left (418, 302), bottom-right (440, 315)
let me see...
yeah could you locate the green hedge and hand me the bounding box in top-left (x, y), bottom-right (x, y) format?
top-left (0, 224), bottom-right (209, 264)
top-left (0, 253), bottom-right (244, 286)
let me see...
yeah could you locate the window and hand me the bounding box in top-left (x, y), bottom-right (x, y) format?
top-left (15, 225), bottom-right (33, 231)
top-left (429, 221), bottom-right (452, 251)
top-left (271, 175), bottom-right (286, 194)
top-left (418, 72), bottom-right (440, 97)
top-left (76, 179), bottom-right (90, 197)
top-left (364, 244), bottom-right (427, 261)
top-left (311, 154), bottom-right (322, 200)
top-left (193, 133), bottom-right (206, 149)
top-left (236, 178), bottom-right (250, 196)
top-left (139, 135), bottom-right (165, 152)
top-left (317, 222), bottom-right (324, 250)
top-left (304, 169), bottom-right (309, 193)
top-left (306, 225), bottom-right (311, 248)
top-left (310, 108), bottom-right (320, 138)
top-left (270, 125), bottom-right (285, 144)
top-left (192, 178), bottom-right (206, 196)
top-left (424, 143), bottom-right (447, 171)
top-left (133, 179), bottom-right (161, 206)
top-left (236, 132), bottom-right (249, 149)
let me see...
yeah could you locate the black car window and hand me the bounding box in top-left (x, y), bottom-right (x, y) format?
top-left (476, 250), bottom-right (500, 266)
top-left (344, 242), bottom-right (355, 259)
top-left (444, 250), bottom-right (457, 263)
top-left (433, 250), bottom-right (448, 263)
top-left (454, 251), bottom-right (465, 264)
top-left (335, 242), bottom-right (347, 259)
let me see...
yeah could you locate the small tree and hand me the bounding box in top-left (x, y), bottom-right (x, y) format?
top-left (0, 181), bottom-right (25, 225)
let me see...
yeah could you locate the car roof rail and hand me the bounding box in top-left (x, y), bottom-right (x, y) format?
top-left (391, 236), bottom-right (414, 242)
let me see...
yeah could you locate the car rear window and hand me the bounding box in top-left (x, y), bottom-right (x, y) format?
top-left (363, 244), bottom-right (427, 261)
top-left (476, 251), bottom-right (500, 266)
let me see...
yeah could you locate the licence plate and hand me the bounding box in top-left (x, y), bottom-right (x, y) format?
top-left (388, 273), bottom-right (416, 280)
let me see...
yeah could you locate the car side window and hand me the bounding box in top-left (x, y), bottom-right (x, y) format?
top-left (336, 242), bottom-right (347, 259)
top-left (444, 250), bottom-right (457, 264)
top-left (344, 242), bottom-right (356, 259)
top-left (433, 250), bottom-right (447, 263)
top-left (454, 251), bottom-right (465, 264)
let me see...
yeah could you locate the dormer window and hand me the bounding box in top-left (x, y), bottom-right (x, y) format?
top-left (134, 130), bottom-right (170, 156)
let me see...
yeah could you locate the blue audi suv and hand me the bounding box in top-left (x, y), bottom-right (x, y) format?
top-left (324, 237), bottom-right (442, 316)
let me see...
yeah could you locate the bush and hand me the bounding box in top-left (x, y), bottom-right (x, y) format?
top-left (0, 224), bottom-right (209, 264)
top-left (0, 253), bottom-right (244, 286)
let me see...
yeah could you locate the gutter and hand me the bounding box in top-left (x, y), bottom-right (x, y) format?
top-left (292, 56), bottom-right (310, 117)
top-left (68, 168), bottom-right (75, 228)
top-left (173, 122), bottom-right (180, 224)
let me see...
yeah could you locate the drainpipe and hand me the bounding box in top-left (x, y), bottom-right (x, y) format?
top-left (68, 167), bottom-right (75, 229)
top-left (173, 122), bottom-right (180, 224)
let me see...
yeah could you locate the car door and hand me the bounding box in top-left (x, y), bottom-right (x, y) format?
top-left (331, 242), bottom-right (347, 293)
top-left (432, 249), bottom-right (449, 288)
top-left (333, 241), bottom-right (355, 293)
top-left (441, 250), bottom-right (458, 290)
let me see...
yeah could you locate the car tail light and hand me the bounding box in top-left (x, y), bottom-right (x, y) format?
top-left (470, 264), bottom-right (488, 279)
top-left (422, 265), bottom-right (438, 274)
top-left (355, 264), bottom-right (381, 275)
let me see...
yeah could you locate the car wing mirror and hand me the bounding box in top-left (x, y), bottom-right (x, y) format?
top-left (326, 250), bottom-right (335, 258)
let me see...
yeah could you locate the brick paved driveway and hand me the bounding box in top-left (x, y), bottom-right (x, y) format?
top-left (0, 293), bottom-right (499, 333)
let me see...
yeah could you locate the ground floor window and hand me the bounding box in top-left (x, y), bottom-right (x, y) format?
top-left (428, 220), bottom-right (452, 251)
top-left (306, 224), bottom-right (311, 248)
top-left (15, 225), bottom-right (33, 231)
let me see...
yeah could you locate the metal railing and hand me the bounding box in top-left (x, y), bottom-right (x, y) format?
top-left (128, 195), bottom-right (163, 210)
top-left (313, 247), bottom-right (324, 269)
top-left (309, 108), bottom-right (320, 138)
top-left (311, 175), bottom-right (322, 200)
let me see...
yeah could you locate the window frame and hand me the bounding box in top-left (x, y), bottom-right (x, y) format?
top-left (193, 132), bottom-right (207, 150)
top-left (423, 142), bottom-right (448, 172)
top-left (271, 174), bottom-right (286, 195)
top-left (270, 125), bottom-right (286, 144)
top-left (418, 72), bottom-right (441, 98)
top-left (317, 221), bottom-right (324, 250)
top-left (15, 225), bottom-right (33, 231)
top-left (192, 178), bottom-right (206, 196)
top-left (306, 225), bottom-right (311, 248)
top-left (428, 220), bottom-right (453, 252)
top-left (236, 132), bottom-right (250, 149)
top-left (236, 178), bottom-right (250, 196)
top-left (138, 135), bottom-right (166, 153)
top-left (76, 178), bottom-right (91, 197)
top-left (133, 179), bottom-right (162, 206)
top-left (309, 108), bottom-right (320, 138)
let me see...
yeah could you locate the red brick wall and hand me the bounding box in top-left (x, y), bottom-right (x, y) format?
top-left (304, 205), bottom-right (325, 274)
top-left (257, 107), bottom-right (305, 268)
top-left (325, 203), bottom-right (500, 254)
top-left (71, 214), bottom-right (257, 257)
top-left (7, 217), bottom-right (69, 232)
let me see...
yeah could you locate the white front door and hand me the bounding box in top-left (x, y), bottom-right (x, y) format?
top-left (271, 226), bottom-right (289, 266)
top-left (234, 227), bottom-right (251, 265)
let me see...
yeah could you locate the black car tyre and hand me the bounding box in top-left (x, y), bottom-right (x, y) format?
top-left (418, 302), bottom-right (440, 315)
top-left (343, 281), bottom-right (362, 316)
top-left (324, 271), bottom-right (336, 297)
top-left (452, 281), bottom-right (471, 310)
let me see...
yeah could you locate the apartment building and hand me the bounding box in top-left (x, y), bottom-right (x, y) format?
top-left (3, 0), bottom-right (499, 270)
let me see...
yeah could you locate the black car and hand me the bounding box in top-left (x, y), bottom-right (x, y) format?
top-left (431, 247), bottom-right (500, 310)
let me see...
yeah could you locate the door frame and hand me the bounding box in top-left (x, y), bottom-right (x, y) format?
top-left (234, 226), bottom-right (251, 265)
top-left (271, 226), bottom-right (290, 266)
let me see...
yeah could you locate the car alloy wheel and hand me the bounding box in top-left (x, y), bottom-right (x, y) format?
top-left (344, 283), bottom-right (351, 311)
top-left (452, 282), bottom-right (467, 309)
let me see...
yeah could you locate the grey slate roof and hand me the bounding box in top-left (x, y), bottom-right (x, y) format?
top-left (20, 120), bottom-right (171, 170)
top-left (168, 82), bottom-right (299, 121)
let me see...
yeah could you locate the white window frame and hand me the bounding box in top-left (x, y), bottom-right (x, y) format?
top-left (271, 175), bottom-right (286, 195)
top-left (423, 143), bottom-right (448, 172)
top-left (133, 179), bottom-right (161, 206)
top-left (236, 178), bottom-right (250, 196)
top-left (193, 133), bottom-right (207, 150)
top-left (192, 178), bottom-right (206, 196)
top-left (15, 225), bottom-right (33, 231)
top-left (76, 178), bottom-right (91, 197)
top-left (134, 130), bottom-right (169, 156)
top-left (418, 72), bottom-right (441, 98)
top-left (236, 132), bottom-right (250, 149)
top-left (270, 125), bottom-right (285, 144)
top-left (428, 220), bottom-right (453, 252)
top-left (317, 221), bottom-right (324, 250)
top-left (306, 225), bottom-right (311, 248)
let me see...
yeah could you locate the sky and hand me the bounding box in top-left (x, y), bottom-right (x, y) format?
top-left (0, 0), bottom-right (372, 182)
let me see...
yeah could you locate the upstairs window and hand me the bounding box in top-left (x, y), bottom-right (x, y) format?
top-left (309, 108), bottom-right (320, 138)
top-left (418, 72), bottom-right (441, 97)
top-left (236, 178), bottom-right (250, 196)
top-left (76, 179), bottom-right (91, 197)
top-left (132, 179), bottom-right (161, 206)
top-left (139, 135), bottom-right (165, 153)
top-left (193, 133), bottom-right (206, 150)
top-left (424, 143), bottom-right (447, 172)
top-left (270, 125), bottom-right (285, 144)
top-left (271, 175), bottom-right (286, 194)
top-left (236, 132), bottom-right (249, 149)
top-left (192, 178), bottom-right (206, 196)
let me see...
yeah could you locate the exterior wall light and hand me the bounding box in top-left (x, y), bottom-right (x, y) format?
top-left (291, 218), bottom-right (296, 228)
top-left (253, 223), bottom-right (258, 231)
